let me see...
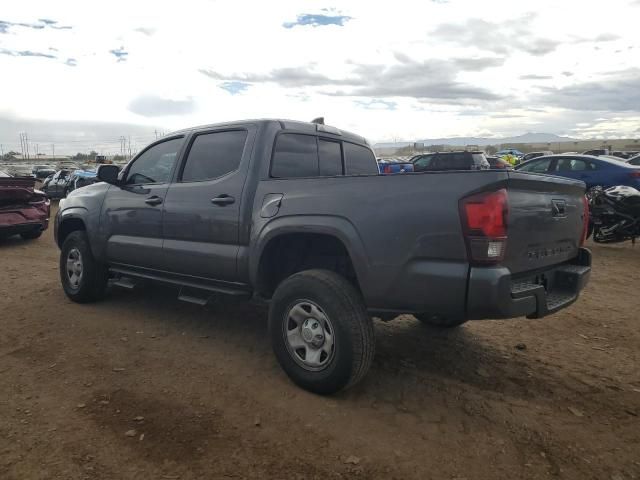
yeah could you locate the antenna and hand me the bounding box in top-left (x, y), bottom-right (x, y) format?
top-left (311, 117), bottom-right (324, 125)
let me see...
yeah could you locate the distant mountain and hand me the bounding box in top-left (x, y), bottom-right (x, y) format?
top-left (375, 133), bottom-right (578, 149)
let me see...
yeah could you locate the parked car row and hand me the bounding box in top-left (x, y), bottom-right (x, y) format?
top-left (515, 154), bottom-right (640, 189)
top-left (40, 169), bottom-right (98, 199)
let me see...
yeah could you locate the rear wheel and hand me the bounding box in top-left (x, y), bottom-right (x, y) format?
top-left (414, 314), bottom-right (467, 329)
top-left (60, 231), bottom-right (108, 303)
top-left (269, 269), bottom-right (375, 394)
top-left (20, 229), bottom-right (43, 240)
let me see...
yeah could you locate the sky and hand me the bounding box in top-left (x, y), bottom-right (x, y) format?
top-left (1, 0), bottom-right (639, 155)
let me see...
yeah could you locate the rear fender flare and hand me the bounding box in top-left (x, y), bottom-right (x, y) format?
top-left (249, 215), bottom-right (371, 293)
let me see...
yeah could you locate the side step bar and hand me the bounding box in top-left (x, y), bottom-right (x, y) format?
top-left (108, 265), bottom-right (252, 300)
top-left (111, 277), bottom-right (139, 290)
top-left (178, 287), bottom-right (212, 306)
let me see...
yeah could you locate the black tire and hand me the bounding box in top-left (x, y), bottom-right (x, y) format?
top-left (269, 269), bottom-right (375, 395)
top-left (414, 313), bottom-right (467, 329)
top-left (60, 231), bottom-right (108, 303)
top-left (20, 229), bottom-right (43, 240)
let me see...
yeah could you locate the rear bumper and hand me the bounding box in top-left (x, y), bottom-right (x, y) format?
top-left (466, 248), bottom-right (591, 320)
top-left (0, 222), bottom-right (46, 237)
top-left (0, 204), bottom-right (50, 236)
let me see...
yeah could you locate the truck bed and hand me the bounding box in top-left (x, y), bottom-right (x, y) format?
top-left (251, 169), bottom-right (588, 319)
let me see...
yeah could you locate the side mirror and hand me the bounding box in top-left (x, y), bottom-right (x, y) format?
top-left (97, 164), bottom-right (120, 185)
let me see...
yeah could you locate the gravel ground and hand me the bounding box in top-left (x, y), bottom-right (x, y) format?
top-left (1, 203), bottom-right (639, 480)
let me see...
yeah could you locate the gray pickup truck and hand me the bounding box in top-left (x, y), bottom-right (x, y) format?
top-left (55, 119), bottom-right (591, 394)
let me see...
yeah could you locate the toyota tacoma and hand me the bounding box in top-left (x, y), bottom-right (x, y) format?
top-left (54, 119), bottom-right (591, 394)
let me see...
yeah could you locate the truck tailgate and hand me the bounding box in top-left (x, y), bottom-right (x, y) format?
top-left (503, 171), bottom-right (587, 275)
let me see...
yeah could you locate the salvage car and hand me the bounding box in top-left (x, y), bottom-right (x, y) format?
top-left (41, 169), bottom-right (72, 199)
top-left (64, 170), bottom-right (98, 197)
top-left (55, 119), bottom-right (591, 394)
top-left (0, 175), bottom-right (50, 240)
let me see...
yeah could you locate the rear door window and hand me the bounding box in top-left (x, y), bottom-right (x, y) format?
top-left (271, 134), bottom-right (318, 178)
top-left (318, 139), bottom-right (343, 176)
top-left (554, 158), bottom-right (595, 172)
top-left (343, 142), bottom-right (377, 175)
top-left (181, 130), bottom-right (247, 182)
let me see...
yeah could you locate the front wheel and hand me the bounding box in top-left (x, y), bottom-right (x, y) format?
top-left (60, 231), bottom-right (109, 303)
top-left (269, 269), bottom-right (375, 395)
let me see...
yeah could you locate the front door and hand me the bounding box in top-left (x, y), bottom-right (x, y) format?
top-left (161, 127), bottom-right (254, 282)
top-left (100, 137), bottom-right (184, 270)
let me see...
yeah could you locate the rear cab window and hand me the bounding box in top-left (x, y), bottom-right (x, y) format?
top-left (343, 142), bottom-right (377, 175)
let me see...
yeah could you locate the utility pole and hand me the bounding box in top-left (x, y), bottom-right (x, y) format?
top-left (119, 136), bottom-right (126, 157)
top-left (154, 129), bottom-right (158, 140)
top-left (52, 143), bottom-right (55, 159)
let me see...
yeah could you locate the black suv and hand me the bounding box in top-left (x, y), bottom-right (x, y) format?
top-left (411, 151), bottom-right (489, 172)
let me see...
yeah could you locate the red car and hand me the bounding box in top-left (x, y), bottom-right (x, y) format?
top-left (0, 174), bottom-right (50, 240)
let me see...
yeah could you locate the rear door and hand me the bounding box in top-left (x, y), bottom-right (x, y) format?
top-left (161, 126), bottom-right (255, 281)
top-left (101, 137), bottom-right (184, 269)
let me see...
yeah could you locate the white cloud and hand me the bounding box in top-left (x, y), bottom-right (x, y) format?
top-left (0, 0), bottom-right (639, 154)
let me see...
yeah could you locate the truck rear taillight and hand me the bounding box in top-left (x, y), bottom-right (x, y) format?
top-left (580, 194), bottom-right (589, 246)
top-left (629, 171), bottom-right (640, 178)
top-left (460, 189), bottom-right (508, 263)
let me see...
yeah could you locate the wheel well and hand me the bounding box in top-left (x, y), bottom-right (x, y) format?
top-left (57, 217), bottom-right (86, 247)
top-left (256, 233), bottom-right (360, 298)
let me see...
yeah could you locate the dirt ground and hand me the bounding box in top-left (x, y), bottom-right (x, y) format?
top-left (1, 202), bottom-right (639, 480)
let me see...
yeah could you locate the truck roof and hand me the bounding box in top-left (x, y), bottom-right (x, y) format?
top-left (169, 118), bottom-right (370, 146)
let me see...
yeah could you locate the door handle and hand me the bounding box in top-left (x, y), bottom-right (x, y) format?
top-left (211, 195), bottom-right (235, 206)
top-left (145, 196), bottom-right (163, 206)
